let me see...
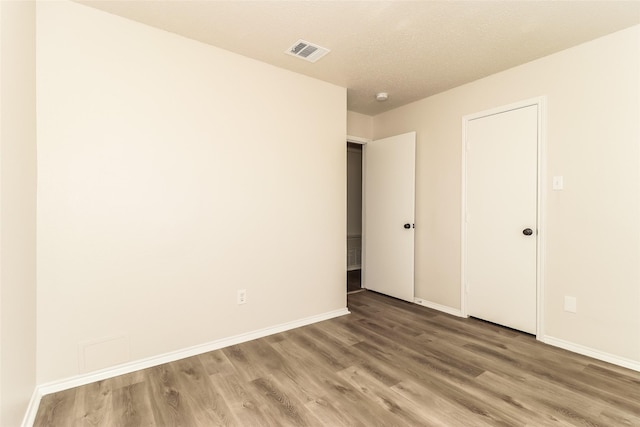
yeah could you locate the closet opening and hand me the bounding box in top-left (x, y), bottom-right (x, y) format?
top-left (347, 142), bottom-right (363, 293)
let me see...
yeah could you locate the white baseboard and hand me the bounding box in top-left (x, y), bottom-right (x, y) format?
top-left (413, 297), bottom-right (464, 318)
top-left (410, 299), bottom-right (639, 373)
top-left (542, 335), bottom-right (640, 372)
top-left (21, 388), bottom-right (43, 427)
top-left (28, 306), bottom-right (350, 424)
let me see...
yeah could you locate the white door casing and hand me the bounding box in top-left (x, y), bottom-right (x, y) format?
top-left (363, 132), bottom-right (416, 302)
top-left (463, 101), bottom-right (543, 335)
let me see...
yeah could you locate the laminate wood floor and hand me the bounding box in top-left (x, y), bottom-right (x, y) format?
top-left (34, 291), bottom-right (640, 426)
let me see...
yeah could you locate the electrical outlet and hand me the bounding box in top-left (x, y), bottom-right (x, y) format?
top-left (564, 296), bottom-right (577, 313)
top-left (237, 289), bottom-right (247, 305)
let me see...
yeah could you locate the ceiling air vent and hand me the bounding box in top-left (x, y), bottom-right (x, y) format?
top-left (285, 39), bottom-right (330, 63)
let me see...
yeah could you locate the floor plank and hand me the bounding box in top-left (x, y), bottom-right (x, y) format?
top-left (33, 389), bottom-right (78, 427)
top-left (208, 372), bottom-right (266, 426)
top-left (33, 290), bottom-right (640, 426)
top-left (111, 381), bottom-right (155, 427)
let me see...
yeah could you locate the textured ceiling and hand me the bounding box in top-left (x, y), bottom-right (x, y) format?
top-left (78, 1), bottom-right (640, 116)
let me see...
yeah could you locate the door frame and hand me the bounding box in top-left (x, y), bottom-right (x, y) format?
top-left (347, 135), bottom-right (370, 290)
top-left (460, 97), bottom-right (546, 340)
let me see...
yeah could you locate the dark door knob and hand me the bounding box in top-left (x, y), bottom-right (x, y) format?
top-left (404, 223), bottom-right (411, 229)
top-left (523, 228), bottom-right (533, 236)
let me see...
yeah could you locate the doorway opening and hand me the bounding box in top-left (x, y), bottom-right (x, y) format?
top-left (347, 142), bottom-right (363, 293)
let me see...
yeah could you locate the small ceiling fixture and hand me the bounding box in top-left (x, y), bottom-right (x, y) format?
top-left (375, 92), bottom-right (389, 102)
top-left (285, 39), bottom-right (330, 63)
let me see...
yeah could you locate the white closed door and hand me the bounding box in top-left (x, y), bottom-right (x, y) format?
top-left (363, 132), bottom-right (416, 302)
top-left (466, 105), bottom-right (538, 334)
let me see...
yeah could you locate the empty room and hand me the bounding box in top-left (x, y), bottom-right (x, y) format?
top-left (1, 1), bottom-right (639, 426)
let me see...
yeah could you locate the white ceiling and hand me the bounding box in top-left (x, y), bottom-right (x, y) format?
top-left (78, 1), bottom-right (640, 116)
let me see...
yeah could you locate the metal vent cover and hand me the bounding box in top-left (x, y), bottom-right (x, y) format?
top-left (285, 39), bottom-right (330, 63)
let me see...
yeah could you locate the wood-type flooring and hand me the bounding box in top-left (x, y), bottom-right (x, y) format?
top-left (34, 290), bottom-right (640, 426)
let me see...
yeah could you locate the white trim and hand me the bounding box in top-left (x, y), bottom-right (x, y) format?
top-left (542, 335), bottom-right (640, 372)
top-left (460, 115), bottom-right (468, 316)
top-left (535, 97), bottom-right (547, 340)
top-left (461, 96), bottom-right (547, 339)
top-left (34, 308), bottom-right (349, 400)
top-left (346, 136), bottom-right (368, 290)
top-left (463, 97), bottom-right (544, 122)
top-left (414, 298), bottom-right (464, 318)
top-left (360, 140), bottom-right (368, 290)
top-left (346, 135), bottom-right (371, 144)
top-left (21, 388), bottom-right (43, 427)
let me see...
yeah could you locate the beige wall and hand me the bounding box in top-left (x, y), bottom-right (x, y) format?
top-left (347, 111), bottom-right (374, 140)
top-left (0, 1), bottom-right (38, 425)
top-left (374, 26), bottom-right (640, 362)
top-left (13, 2), bottom-right (639, 417)
top-left (36, 1), bottom-right (346, 384)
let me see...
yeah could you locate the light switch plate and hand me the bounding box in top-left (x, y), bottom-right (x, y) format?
top-left (552, 176), bottom-right (564, 190)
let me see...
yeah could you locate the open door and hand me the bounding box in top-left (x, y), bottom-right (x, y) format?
top-left (363, 132), bottom-right (416, 302)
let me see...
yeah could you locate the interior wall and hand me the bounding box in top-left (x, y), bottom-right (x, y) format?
top-left (347, 111), bottom-right (374, 140)
top-left (36, 1), bottom-right (346, 384)
top-left (0, 1), bottom-right (38, 425)
top-left (374, 25), bottom-right (640, 363)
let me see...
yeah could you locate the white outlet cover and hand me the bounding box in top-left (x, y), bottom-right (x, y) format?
top-left (564, 296), bottom-right (577, 313)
